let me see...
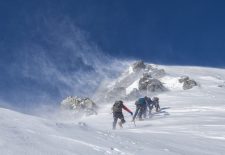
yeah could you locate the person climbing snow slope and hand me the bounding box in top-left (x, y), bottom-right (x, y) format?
top-left (112, 100), bottom-right (133, 130)
top-left (132, 97), bottom-right (148, 121)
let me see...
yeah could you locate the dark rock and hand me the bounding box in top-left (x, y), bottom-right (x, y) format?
top-left (138, 75), bottom-right (151, 91)
top-left (146, 79), bottom-right (165, 92)
top-left (132, 61), bottom-right (146, 72)
top-left (178, 76), bottom-right (189, 83)
top-left (218, 82), bottom-right (225, 88)
top-left (179, 76), bottom-right (197, 90)
top-left (138, 74), bottom-right (165, 92)
top-left (151, 68), bottom-right (166, 78)
top-left (143, 72), bottom-right (152, 78)
top-left (145, 64), bottom-right (154, 71)
top-left (144, 64), bottom-right (166, 78)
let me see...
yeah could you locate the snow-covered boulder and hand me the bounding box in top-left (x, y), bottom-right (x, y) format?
top-left (61, 96), bottom-right (97, 115)
top-left (132, 61), bottom-right (146, 72)
top-left (179, 76), bottom-right (197, 90)
top-left (138, 74), bottom-right (165, 92)
top-left (146, 79), bottom-right (165, 92)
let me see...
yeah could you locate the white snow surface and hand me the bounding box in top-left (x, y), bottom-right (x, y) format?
top-left (126, 80), bottom-right (139, 94)
top-left (1, 65), bottom-right (225, 155)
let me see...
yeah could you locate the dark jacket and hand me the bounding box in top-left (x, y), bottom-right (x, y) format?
top-left (112, 101), bottom-right (132, 113)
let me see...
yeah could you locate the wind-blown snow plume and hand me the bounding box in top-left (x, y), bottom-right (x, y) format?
top-left (1, 16), bottom-right (130, 109)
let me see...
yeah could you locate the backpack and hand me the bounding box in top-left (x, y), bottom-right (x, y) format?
top-left (112, 101), bottom-right (123, 112)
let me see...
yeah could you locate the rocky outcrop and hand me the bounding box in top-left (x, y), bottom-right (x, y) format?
top-left (132, 61), bottom-right (146, 72)
top-left (138, 74), bottom-right (165, 92)
top-left (96, 60), bottom-right (167, 100)
top-left (179, 76), bottom-right (197, 90)
top-left (61, 96), bottom-right (97, 116)
top-left (145, 64), bottom-right (166, 78)
top-left (150, 68), bottom-right (166, 79)
top-left (146, 79), bottom-right (165, 92)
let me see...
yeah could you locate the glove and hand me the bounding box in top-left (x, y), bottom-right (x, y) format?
top-left (130, 112), bottom-right (133, 116)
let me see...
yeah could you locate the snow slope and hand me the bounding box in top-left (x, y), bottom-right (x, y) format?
top-left (1, 65), bottom-right (225, 155)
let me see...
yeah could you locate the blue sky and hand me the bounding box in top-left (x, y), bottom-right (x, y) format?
top-left (0, 0), bottom-right (225, 108)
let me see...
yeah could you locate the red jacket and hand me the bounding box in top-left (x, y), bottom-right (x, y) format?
top-left (122, 105), bottom-right (132, 113)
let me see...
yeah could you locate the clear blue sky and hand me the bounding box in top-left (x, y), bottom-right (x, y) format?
top-left (0, 0), bottom-right (225, 107)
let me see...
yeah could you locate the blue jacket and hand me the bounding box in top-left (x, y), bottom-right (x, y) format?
top-left (138, 98), bottom-right (146, 106)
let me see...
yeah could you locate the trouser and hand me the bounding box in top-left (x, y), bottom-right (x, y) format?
top-left (149, 105), bottom-right (153, 113)
top-left (113, 112), bottom-right (125, 129)
top-left (133, 105), bottom-right (145, 120)
top-left (142, 105), bottom-right (148, 118)
top-left (155, 103), bottom-right (160, 112)
top-left (151, 102), bottom-right (160, 112)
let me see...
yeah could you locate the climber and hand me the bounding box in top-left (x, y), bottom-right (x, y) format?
top-left (112, 100), bottom-right (133, 130)
top-left (132, 97), bottom-right (148, 121)
top-left (151, 97), bottom-right (160, 112)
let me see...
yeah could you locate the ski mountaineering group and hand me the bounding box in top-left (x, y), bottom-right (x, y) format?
top-left (112, 96), bottom-right (160, 130)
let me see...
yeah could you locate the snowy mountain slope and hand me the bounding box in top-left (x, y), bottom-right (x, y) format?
top-left (0, 107), bottom-right (132, 155)
top-left (1, 65), bottom-right (225, 155)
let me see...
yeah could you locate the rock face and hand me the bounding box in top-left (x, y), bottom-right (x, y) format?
top-left (146, 79), bottom-right (165, 92)
top-left (144, 64), bottom-right (165, 78)
top-left (138, 73), bottom-right (151, 90)
top-left (179, 76), bottom-right (197, 90)
top-left (95, 60), bottom-right (167, 101)
top-left (131, 61), bottom-right (166, 94)
top-left (138, 74), bottom-right (165, 92)
top-left (132, 61), bottom-right (146, 72)
top-left (61, 96), bottom-right (97, 116)
top-left (150, 68), bottom-right (166, 79)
